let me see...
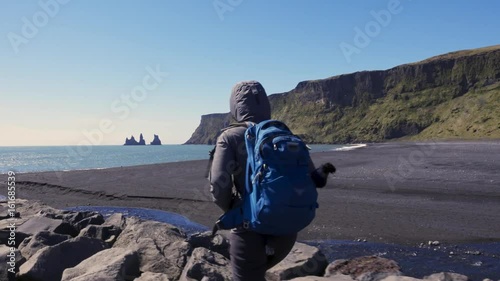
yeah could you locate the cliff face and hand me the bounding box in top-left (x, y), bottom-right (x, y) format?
top-left (185, 45), bottom-right (500, 144)
top-left (185, 113), bottom-right (232, 144)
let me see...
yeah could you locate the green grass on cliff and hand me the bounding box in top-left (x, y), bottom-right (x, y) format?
top-left (411, 44), bottom-right (500, 65)
top-left (272, 82), bottom-right (500, 144)
top-left (411, 83), bottom-right (500, 140)
top-left (269, 46), bottom-right (500, 144)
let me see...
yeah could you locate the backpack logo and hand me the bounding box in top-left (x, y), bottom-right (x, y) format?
top-left (215, 120), bottom-right (318, 236)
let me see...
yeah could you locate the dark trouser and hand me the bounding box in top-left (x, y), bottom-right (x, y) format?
top-left (229, 230), bottom-right (297, 281)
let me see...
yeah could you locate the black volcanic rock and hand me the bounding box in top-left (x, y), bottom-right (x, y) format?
top-left (124, 136), bottom-right (139, 145)
top-left (150, 134), bottom-right (162, 145)
top-left (138, 134), bottom-right (146, 145)
top-left (124, 134), bottom-right (146, 145)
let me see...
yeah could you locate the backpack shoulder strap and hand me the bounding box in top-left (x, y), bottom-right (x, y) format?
top-left (244, 124), bottom-right (258, 195)
top-left (205, 122), bottom-right (254, 179)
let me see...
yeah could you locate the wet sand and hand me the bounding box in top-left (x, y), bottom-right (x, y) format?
top-left (11, 141), bottom-right (500, 245)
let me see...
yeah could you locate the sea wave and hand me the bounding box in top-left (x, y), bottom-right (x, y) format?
top-left (332, 144), bottom-right (367, 151)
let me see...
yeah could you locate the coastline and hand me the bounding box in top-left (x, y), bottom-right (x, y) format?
top-left (5, 140), bottom-right (499, 245)
top-left (0, 144), bottom-right (347, 174)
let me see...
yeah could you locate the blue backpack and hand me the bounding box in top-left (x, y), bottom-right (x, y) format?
top-left (215, 120), bottom-right (318, 236)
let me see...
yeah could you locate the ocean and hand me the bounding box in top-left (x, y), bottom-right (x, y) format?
top-left (0, 144), bottom-right (353, 174)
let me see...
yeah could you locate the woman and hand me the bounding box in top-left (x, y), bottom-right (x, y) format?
top-left (209, 80), bottom-right (334, 281)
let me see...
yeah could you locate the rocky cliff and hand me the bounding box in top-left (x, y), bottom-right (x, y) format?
top-left (185, 45), bottom-right (500, 144)
top-left (185, 113), bottom-right (233, 144)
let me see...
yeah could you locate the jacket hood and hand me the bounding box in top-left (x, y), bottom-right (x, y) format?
top-left (229, 81), bottom-right (271, 123)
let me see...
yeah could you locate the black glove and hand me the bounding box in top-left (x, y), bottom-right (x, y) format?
top-left (321, 162), bottom-right (336, 174)
top-left (311, 162), bottom-right (336, 188)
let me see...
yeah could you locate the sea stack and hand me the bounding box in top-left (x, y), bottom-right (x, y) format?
top-left (138, 133), bottom-right (146, 145)
top-left (150, 134), bottom-right (162, 145)
top-left (124, 135), bottom-right (138, 145)
top-left (124, 134), bottom-right (146, 145)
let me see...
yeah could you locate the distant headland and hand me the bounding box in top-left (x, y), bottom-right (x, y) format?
top-left (124, 133), bottom-right (162, 145)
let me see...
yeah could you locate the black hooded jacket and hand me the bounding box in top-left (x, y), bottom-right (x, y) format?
top-left (209, 81), bottom-right (321, 212)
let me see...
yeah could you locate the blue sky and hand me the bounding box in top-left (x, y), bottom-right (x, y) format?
top-left (1, 0), bottom-right (499, 145)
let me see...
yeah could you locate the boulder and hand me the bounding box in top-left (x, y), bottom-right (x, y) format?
top-left (0, 200), bottom-right (55, 246)
top-left (267, 242), bottom-right (329, 280)
top-left (61, 248), bottom-right (140, 281)
top-left (135, 272), bottom-right (172, 281)
top-left (0, 245), bottom-right (25, 281)
top-left (0, 217), bottom-right (31, 246)
top-left (79, 224), bottom-right (122, 246)
top-left (113, 217), bottom-right (191, 280)
top-left (179, 247), bottom-right (232, 281)
top-left (39, 209), bottom-right (104, 231)
top-left (9, 199), bottom-right (56, 218)
top-left (325, 256), bottom-right (401, 281)
top-left (18, 236), bottom-right (107, 281)
top-left (16, 216), bottom-right (78, 240)
top-left (74, 214), bottom-right (105, 230)
top-left (18, 231), bottom-right (71, 259)
top-left (0, 205), bottom-right (19, 220)
top-left (424, 273), bottom-right (469, 281)
top-left (186, 231), bottom-right (230, 258)
top-left (105, 213), bottom-right (127, 229)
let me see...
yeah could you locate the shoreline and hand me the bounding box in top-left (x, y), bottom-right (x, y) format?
top-left (0, 143), bottom-right (347, 175)
top-left (3, 141), bottom-right (500, 245)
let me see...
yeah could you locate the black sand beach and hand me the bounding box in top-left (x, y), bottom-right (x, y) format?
top-left (11, 141), bottom-right (500, 245)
